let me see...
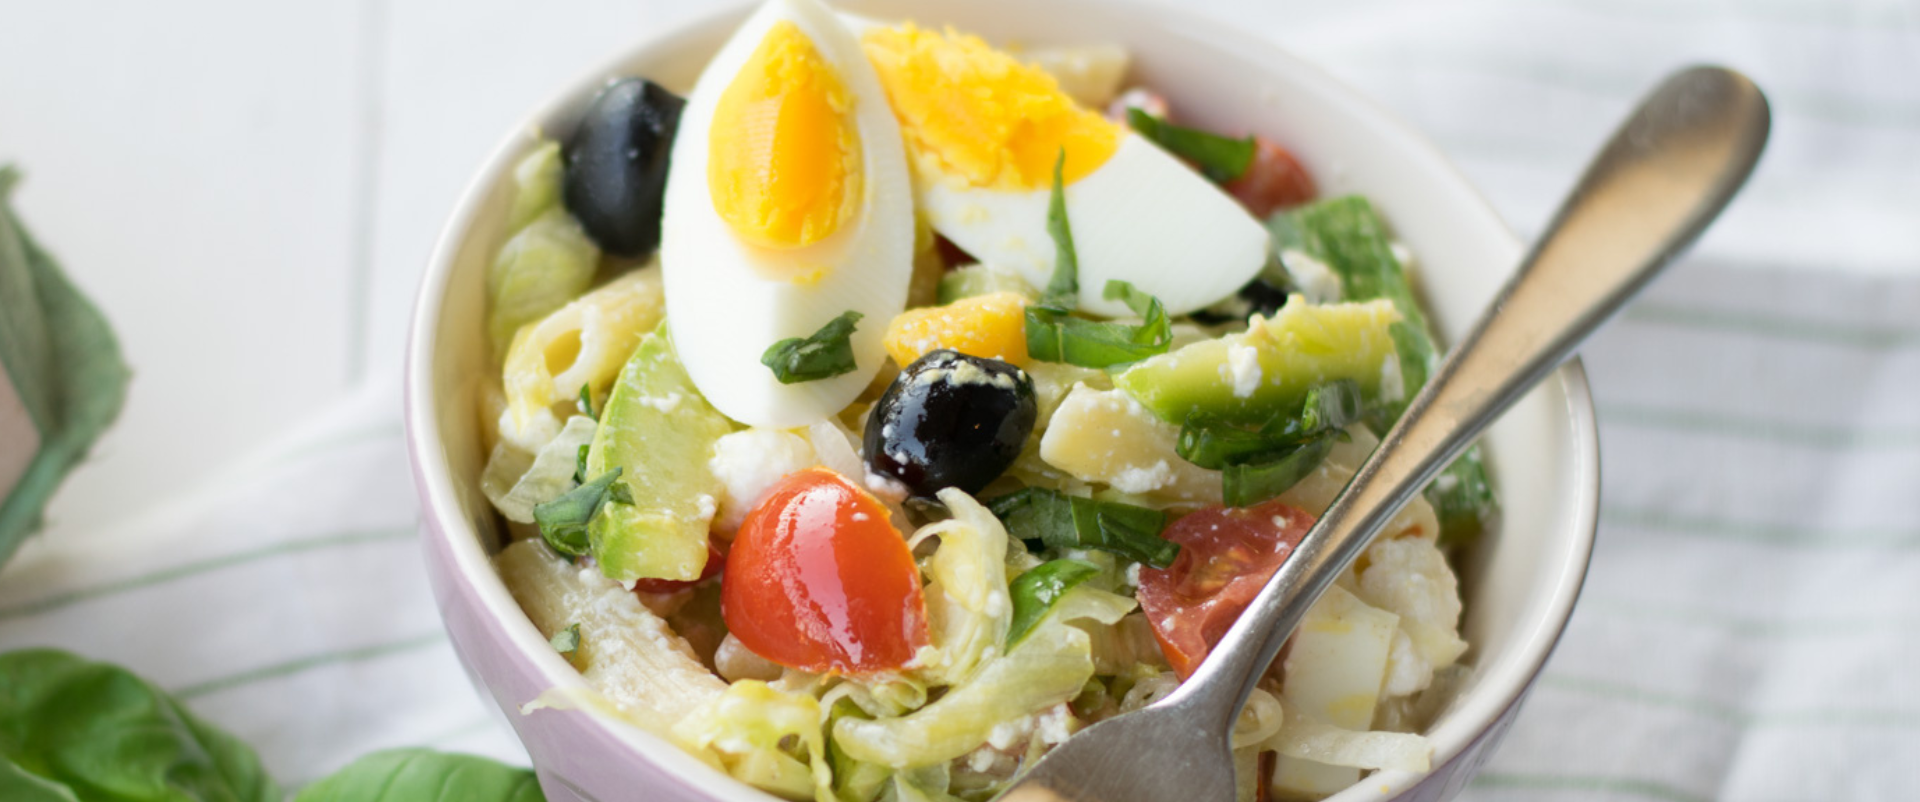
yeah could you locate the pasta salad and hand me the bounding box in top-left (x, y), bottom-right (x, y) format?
top-left (475, 1), bottom-right (1496, 800)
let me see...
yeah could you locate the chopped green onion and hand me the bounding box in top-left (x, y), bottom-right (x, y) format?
top-left (549, 623), bottom-right (581, 656)
top-left (1126, 108), bottom-right (1255, 184)
top-left (760, 310), bottom-right (863, 384)
top-left (1025, 280), bottom-right (1173, 369)
top-left (576, 383), bottom-right (596, 420)
top-left (1007, 559), bottom-right (1102, 646)
top-left (1222, 433), bottom-right (1336, 507)
top-left (1040, 149), bottom-right (1079, 308)
top-left (984, 488), bottom-right (1178, 569)
top-left (533, 467), bottom-right (624, 557)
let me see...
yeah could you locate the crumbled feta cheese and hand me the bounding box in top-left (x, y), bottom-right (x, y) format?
top-left (1280, 248), bottom-right (1344, 304)
top-left (1379, 353), bottom-right (1405, 404)
top-left (1382, 629), bottom-right (1432, 697)
top-left (1111, 460), bottom-right (1173, 493)
top-left (1227, 341), bottom-right (1262, 399)
top-left (707, 430), bottom-right (815, 531)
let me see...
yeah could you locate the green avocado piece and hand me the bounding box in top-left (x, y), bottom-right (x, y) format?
top-left (586, 321), bottom-right (733, 583)
top-left (1114, 297), bottom-right (1403, 426)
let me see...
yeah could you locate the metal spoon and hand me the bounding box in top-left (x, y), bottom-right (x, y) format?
top-left (999, 65), bottom-right (1770, 802)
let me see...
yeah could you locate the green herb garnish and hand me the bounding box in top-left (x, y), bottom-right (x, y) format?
top-left (574, 444), bottom-right (590, 485)
top-left (1126, 108), bottom-right (1255, 183)
top-left (532, 466), bottom-right (624, 557)
top-left (1040, 149), bottom-right (1079, 307)
top-left (576, 383), bottom-right (596, 420)
top-left (985, 488), bottom-right (1178, 569)
top-left (1222, 433), bottom-right (1337, 507)
top-left (549, 623), bottom-right (581, 656)
top-left (760, 310), bottom-right (863, 384)
top-left (1177, 379), bottom-right (1364, 470)
top-left (1007, 559), bottom-right (1102, 646)
top-left (1023, 151), bottom-right (1173, 368)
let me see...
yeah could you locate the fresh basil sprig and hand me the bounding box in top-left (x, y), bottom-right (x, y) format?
top-left (575, 383), bottom-right (595, 420)
top-left (1006, 559), bottom-right (1102, 646)
top-left (0, 649), bottom-right (279, 802)
top-left (294, 748), bottom-right (543, 802)
top-left (984, 488), bottom-right (1178, 569)
top-left (1126, 108), bottom-right (1256, 183)
top-left (761, 310), bottom-right (863, 384)
top-left (532, 467), bottom-right (627, 557)
top-left (1222, 434), bottom-right (1337, 508)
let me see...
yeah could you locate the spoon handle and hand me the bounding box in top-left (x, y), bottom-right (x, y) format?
top-left (1173, 66), bottom-right (1770, 724)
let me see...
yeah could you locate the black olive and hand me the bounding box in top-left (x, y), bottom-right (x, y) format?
top-left (1190, 277), bottom-right (1290, 325)
top-left (563, 78), bottom-right (684, 258)
top-left (864, 350), bottom-right (1038, 498)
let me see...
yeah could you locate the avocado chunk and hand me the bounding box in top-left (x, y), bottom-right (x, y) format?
top-left (587, 321), bottom-right (734, 582)
top-left (1113, 297), bottom-right (1403, 426)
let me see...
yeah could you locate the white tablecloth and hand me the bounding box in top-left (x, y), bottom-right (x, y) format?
top-left (2, 0), bottom-right (1916, 798)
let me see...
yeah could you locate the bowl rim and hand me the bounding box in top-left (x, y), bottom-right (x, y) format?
top-left (404, 1), bottom-right (1601, 798)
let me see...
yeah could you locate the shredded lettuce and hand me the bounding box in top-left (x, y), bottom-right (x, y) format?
top-left (1267, 698), bottom-right (1431, 773)
top-left (482, 415), bottom-right (598, 523)
top-left (906, 489), bottom-right (1013, 686)
top-left (673, 681), bottom-right (834, 802)
top-left (487, 145), bottom-right (600, 357)
top-left (832, 585), bottom-right (1131, 769)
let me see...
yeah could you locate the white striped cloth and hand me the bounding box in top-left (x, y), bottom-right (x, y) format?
top-left (1, 0), bottom-right (1915, 799)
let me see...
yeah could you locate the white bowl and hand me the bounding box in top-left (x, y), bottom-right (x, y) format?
top-left (405, 1), bottom-right (1599, 799)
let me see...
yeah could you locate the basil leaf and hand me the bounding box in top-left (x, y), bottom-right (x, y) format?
top-left (0, 649), bottom-right (279, 802)
top-left (1007, 559), bottom-right (1102, 646)
top-left (533, 467), bottom-right (624, 557)
top-left (1025, 280), bottom-right (1173, 369)
top-left (0, 167), bottom-right (131, 571)
top-left (1040, 149), bottom-right (1079, 308)
top-left (295, 748), bottom-right (542, 802)
top-left (573, 444), bottom-right (589, 486)
top-left (984, 488), bottom-right (1178, 568)
top-left (576, 383), bottom-right (595, 420)
top-left (1177, 379), bottom-right (1364, 470)
top-left (549, 623), bottom-right (581, 656)
top-left (760, 310), bottom-right (863, 384)
top-left (1222, 432), bottom-right (1337, 507)
top-left (606, 481), bottom-right (635, 506)
top-left (1126, 108), bottom-right (1255, 183)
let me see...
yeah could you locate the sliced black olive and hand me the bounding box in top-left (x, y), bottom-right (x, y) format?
top-left (864, 350), bottom-right (1037, 498)
top-left (563, 78), bottom-right (683, 258)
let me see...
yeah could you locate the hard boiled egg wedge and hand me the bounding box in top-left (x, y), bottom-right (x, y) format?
top-left (858, 24), bottom-right (1269, 318)
top-left (661, 0), bottom-right (914, 428)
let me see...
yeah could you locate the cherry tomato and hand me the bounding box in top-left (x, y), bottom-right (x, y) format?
top-left (1136, 500), bottom-right (1314, 678)
top-left (631, 539), bottom-right (725, 595)
top-left (721, 467), bottom-right (930, 673)
top-left (1224, 137), bottom-right (1316, 219)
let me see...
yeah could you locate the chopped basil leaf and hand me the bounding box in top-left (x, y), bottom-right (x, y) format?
top-left (985, 487), bottom-right (1178, 568)
top-left (1007, 559), bottom-right (1102, 646)
top-left (1025, 280), bottom-right (1173, 369)
top-left (577, 383), bottom-right (596, 420)
top-left (760, 310), bottom-right (863, 384)
top-left (1222, 433), bottom-right (1336, 507)
top-left (606, 481), bottom-right (635, 506)
top-left (574, 443), bottom-right (590, 485)
top-left (1177, 379), bottom-right (1364, 470)
top-left (533, 466), bottom-right (624, 557)
top-left (1126, 108), bottom-right (1255, 183)
top-left (549, 623), bottom-right (581, 655)
top-left (1040, 149), bottom-right (1079, 308)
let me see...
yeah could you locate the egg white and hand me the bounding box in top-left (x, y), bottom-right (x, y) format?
top-left (918, 133), bottom-right (1270, 318)
top-left (660, 0), bottom-right (913, 428)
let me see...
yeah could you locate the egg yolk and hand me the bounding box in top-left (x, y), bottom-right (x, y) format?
top-left (861, 24), bottom-right (1120, 192)
top-left (709, 20), bottom-right (862, 250)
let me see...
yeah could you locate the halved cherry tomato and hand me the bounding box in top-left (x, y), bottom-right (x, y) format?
top-left (1136, 500), bottom-right (1314, 678)
top-left (631, 539), bottom-right (725, 595)
top-left (721, 467), bottom-right (930, 674)
top-left (1224, 137), bottom-right (1316, 219)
